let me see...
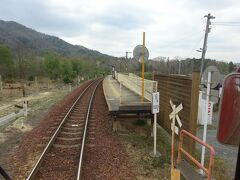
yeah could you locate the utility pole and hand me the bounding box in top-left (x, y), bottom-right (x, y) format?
top-left (200, 13), bottom-right (215, 79)
top-left (125, 51), bottom-right (132, 59)
top-left (125, 51), bottom-right (132, 72)
top-left (178, 60), bottom-right (181, 75)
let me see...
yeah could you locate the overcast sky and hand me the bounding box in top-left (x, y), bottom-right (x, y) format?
top-left (1, 0), bottom-right (240, 62)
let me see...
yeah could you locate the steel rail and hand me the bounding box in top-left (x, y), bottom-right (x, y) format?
top-left (76, 78), bottom-right (103, 180)
top-left (27, 80), bottom-right (97, 180)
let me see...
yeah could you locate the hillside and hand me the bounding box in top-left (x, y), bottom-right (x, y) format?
top-left (0, 20), bottom-right (109, 58)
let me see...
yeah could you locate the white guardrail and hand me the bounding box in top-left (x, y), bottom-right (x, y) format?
top-left (117, 73), bottom-right (157, 102)
top-left (0, 109), bottom-right (25, 126)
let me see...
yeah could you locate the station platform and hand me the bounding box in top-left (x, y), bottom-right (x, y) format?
top-left (103, 75), bottom-right (152, 116)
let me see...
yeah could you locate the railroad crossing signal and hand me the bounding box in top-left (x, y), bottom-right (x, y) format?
top-left (169, 100), bottom-right (183, 135)
top-left (169, 99), bottom-right (183, 180)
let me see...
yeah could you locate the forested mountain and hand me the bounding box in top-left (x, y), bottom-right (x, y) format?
top-left (0, 20), bottom-right (109, 58)
top-left (0, 20), bottom-right (115, 81)
top-left (0, 20), bottom-right (237, 82)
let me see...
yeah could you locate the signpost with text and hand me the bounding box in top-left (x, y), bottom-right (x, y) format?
top-left (152, 92), bottom-right (160, 157)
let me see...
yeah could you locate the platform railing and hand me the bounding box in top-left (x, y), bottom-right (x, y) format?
top-left (117, 73), bottom-right (157, 102)
top-left (177, 129), bottom-right (215, 180)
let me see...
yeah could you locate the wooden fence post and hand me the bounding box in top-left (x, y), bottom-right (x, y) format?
top-left (22, 83), bottom-right (26, 97)
top-left (189, 71), bottom-right (200, 154)
top-left (0, 75), bottom-right (2, 92)
top-left (35, 76), bottom-right (39, 92)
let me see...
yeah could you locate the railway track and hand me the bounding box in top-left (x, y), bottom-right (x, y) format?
top-left (27, 79), bottom-right (102, 180)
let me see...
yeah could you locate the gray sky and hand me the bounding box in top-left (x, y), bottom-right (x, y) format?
top-left (1, 0), bottom-right (240, 62)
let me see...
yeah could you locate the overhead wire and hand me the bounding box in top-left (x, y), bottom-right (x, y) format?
top-left (166, 31), bottom-right (204, 45)
top-left (167, 20), bottom-right (239, 59)
top-left (183, 20), bottom-right (240, 59)
top-left (212, 21), bottom-right (240, 26)
top-left (185, 35), bottom-right (204, 58)
top-left (213, 21), bottom-right (240, 23)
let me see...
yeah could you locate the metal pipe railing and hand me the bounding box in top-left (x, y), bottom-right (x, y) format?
top-left (177, 129), bottom-right (215, 180)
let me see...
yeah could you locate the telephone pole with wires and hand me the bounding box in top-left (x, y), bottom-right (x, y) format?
top-left (199, 13), bottom-right (215, 79)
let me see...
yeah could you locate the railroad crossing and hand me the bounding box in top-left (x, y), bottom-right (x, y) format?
top-left (0, 71), bottom-right (239, 180)
top-left (103, 71), bottom-right (216, 180)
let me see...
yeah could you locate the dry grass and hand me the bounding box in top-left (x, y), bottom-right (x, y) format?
top-left (117, 119), bottom-right (171, 179)
top-left (117, 119), bottom-right (231, 180)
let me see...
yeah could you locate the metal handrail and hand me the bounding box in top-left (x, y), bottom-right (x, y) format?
top-left (177, 129), bottom-right (215, 180)
top-left (27, 80), bottom-right (96, 180)
top-left (76, 79), bottom-right (103, 180)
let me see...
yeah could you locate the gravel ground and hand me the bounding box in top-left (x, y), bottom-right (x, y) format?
top-left (2, 80), bottom-right (236, 179)
top-left (2, 80), bottom-right (135, 180)
top-left (0, 88), bottom-right (69, 178)
top-left (34, 80), bottom-right (98, 179)
top-left (82, 82), bottom-right (135, 179)
top-left (3, 81), bottom-right (90, 179)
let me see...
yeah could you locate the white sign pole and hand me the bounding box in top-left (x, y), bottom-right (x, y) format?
top-left (200, 71), bottom-right (212, 174)
top-left (154, 113), bottom-right (157, 155)
top-left (152, 92), bottom-right (159, 157)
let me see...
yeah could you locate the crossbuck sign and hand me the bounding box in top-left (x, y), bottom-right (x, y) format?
top-left (169, 100), bottom-right (183, 135)
top-left (169, 99), bottom-right (183, 171)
